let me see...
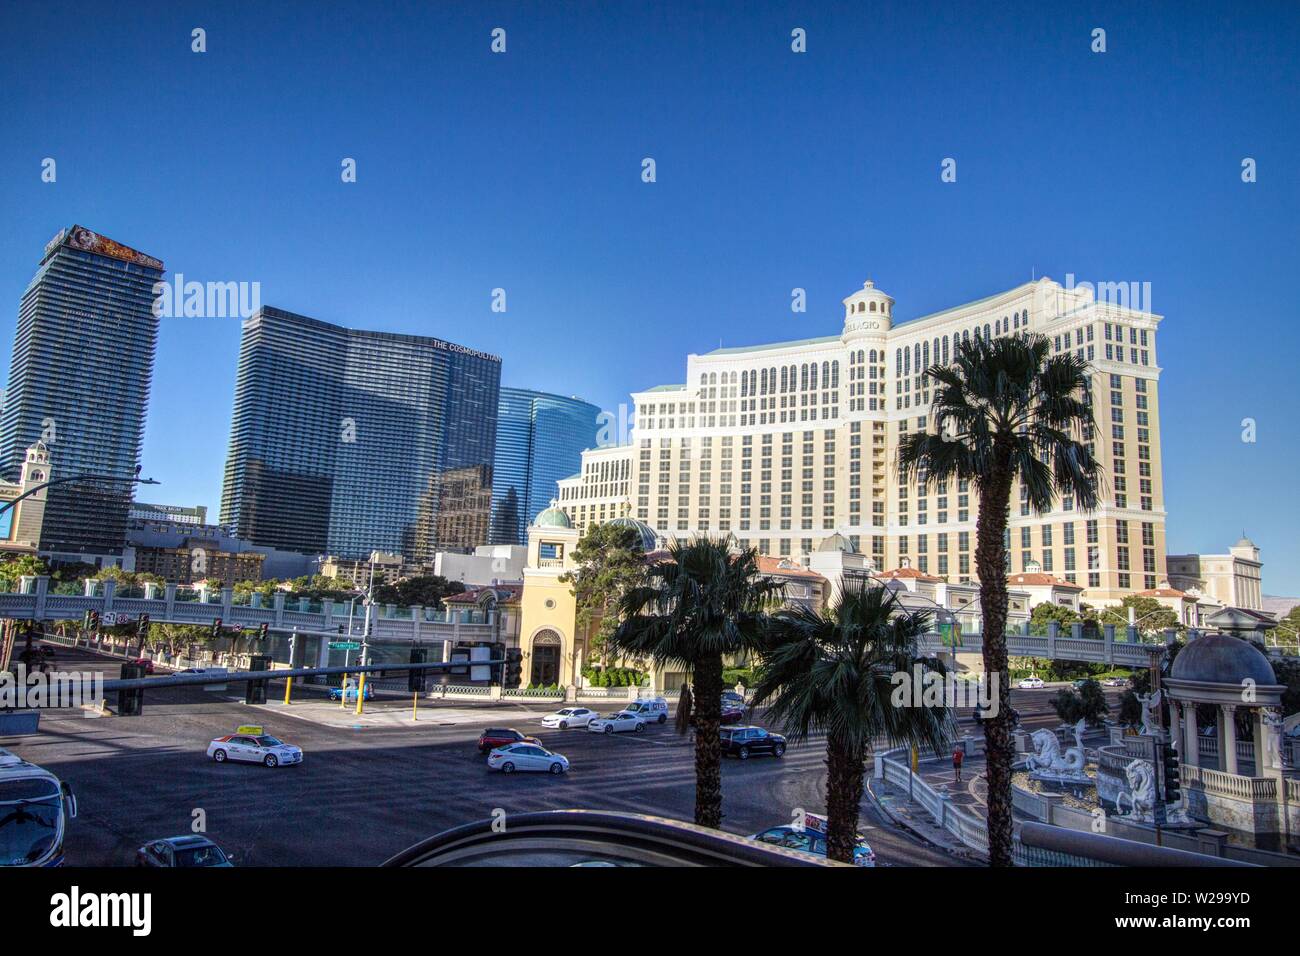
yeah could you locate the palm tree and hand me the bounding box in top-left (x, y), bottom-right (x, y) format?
top-left (897, 332), bottom-right (1100, 866)
top-left (608, 536), bottom-right (780, 828)
top-left (752, 583), bottom-right (952, 863)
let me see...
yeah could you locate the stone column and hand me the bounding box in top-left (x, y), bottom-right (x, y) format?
top-left (1184, 702), bottom-right (1200, 768)
top-left (1168, 696), bottom-right (1182, 758)
top-left (1103, 624), bottom-right (1115, 664)
top-left (1222, 705), bottom-right (1238, 775)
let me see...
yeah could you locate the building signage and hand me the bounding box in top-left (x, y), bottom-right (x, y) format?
top-left (63, 225), bottom-right (164, 271)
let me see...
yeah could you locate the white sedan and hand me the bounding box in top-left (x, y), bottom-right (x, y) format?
top-left (541, 707), bottom-right (597, 730)
top-left (487, 743), bottom-right (570, 774)
top-left (207, 732), bottom-right (303, 768)
top-left (587, 711), bottom-right (646, 734)
top-left (1017, 676), bottom-right (1045, 689)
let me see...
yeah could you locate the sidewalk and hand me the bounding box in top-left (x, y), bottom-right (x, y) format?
top-left (865, 752), bottom-right (989, 864)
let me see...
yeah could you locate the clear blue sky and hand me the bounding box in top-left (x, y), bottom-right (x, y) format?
top-left (1, 1), bottom-right (1297, 592)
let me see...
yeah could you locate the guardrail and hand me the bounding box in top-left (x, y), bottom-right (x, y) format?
top-left (877, 746), bottom-right (990, 856)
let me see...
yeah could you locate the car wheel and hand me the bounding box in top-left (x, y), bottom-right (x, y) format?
top-left (264, 754), bottom-right (278, 768)
top-left (559, 721), bottom-right (568, 730)
top-left (549, 762), bottom-right (564, 775)
top-left (773, 743), bottom-right (786, 757)
top-left (501, 762), bottom-right (515, 774)
top-left (738, 746), bottom-right (750, 760)
top-left (604, 725), bottom-right (613, 734)
top-left (212, 749), bottom-right (227, 763)
top-left (658, 714), bottom-right (667, 723)
top-left (635, 723), bottom-right (645, 733)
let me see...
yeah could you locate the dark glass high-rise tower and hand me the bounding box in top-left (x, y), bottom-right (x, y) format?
top-left (219, 307), bottom-right (501, 560)
top-left (490, 387), bottom-right (600, 545)
top-left (0, 226), bottom-right (164, 560)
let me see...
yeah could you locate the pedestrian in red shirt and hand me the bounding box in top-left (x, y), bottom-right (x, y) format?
top-left (952, 746), bottom-right (964, 784)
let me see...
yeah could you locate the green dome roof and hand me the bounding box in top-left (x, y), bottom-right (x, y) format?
top-left (534, 500), bottom-right (571, 528)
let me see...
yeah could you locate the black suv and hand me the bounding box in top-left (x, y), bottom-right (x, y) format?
top-left (719, 725), bottom-right (786, 759)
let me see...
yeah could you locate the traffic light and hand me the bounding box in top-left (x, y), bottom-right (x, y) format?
top-left (211, 617), bottom-right (222, 638)
top-left (88, 610), bottom-right (100, 631)
top-left (1161, 743), bottom-right (1181, 804)
top-left (408, 647), bottom-right (428, 692)
top-left (503, 648), bottom-right (523, 689)
top-left (137, 613), bottom-right (150, 635)
top-left (259, 622), bottom-right (269, 641)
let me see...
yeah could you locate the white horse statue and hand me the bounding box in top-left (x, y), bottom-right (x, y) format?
top-left (1115, 759), bottom-right (1157, 821)
top-left (1027, 718), bottom-right (1087, 775)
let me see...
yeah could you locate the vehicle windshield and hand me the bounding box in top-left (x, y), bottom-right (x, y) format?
top-left (0, 780), bottom-right (63, 866)
top-left (174, 844), bottom-right (228, 867)
top-left (254, 736), bottom-right (283, 747)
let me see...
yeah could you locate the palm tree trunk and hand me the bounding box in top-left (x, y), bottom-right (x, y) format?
top-left (824, 732), bottom-right (865, 863)
top-left (976, 454), bottom-right (1015, 867)
top-left (692, 652), bottom-right (725, 828)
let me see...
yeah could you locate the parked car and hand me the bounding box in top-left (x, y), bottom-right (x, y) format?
top-left (131, 658), bottom-right (156, 675)
top-left (478, 728), bottom-right (541, 754)
top-left (719, 725), bottom-right (786, 759)
top-left (1017, 676), bottom-right (1045, 689)
top-left (541, 707), bottom-right (597, 729)
top-left (752, 815), bottom-right (875, 867)
top-left (721, 690), bottom-right (745, 707)
top-left (487, 743), bottom-right (569, 775)
top-left (1102, 676), bottom-right (1130, 688)
top-left (623, 697), bottom-right (669, 724)
top-left (136, 835), bottom-right (233, 867)
top-left (328, 678), bottom-right (375, 702)
top-left (588, 711), bottom-right (647, 734)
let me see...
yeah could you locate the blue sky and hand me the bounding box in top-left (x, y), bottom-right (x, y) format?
top-left (1, 1), bottom-right (1297, 592)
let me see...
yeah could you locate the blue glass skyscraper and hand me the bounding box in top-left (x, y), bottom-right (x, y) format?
top-left (490, 388), bottom-right (600, 545)
top-left (0, 226), bottom-right (163, 561)
top-left (219, 307), bottom-right (501, 560)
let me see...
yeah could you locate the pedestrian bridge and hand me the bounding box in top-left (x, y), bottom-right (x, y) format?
top-left (0, 575), bottom-right (1190, 667)
top-left (0, 576), bottom-right (502, 645)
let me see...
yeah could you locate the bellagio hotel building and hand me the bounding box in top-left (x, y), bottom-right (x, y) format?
top-left (557, 277), bottom-right (1166, 604)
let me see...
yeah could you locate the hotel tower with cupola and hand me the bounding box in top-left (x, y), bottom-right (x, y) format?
top-left (556, 276), bottom-right (1166, 604)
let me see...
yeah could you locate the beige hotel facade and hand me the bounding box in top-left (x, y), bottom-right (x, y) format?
top-left (557, 276), bottom-right (1166, 606)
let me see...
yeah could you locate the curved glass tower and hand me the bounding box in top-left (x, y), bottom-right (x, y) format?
top-left (0, 226), bottom-right (163, 561)
top-left (490, 388), bottom-right (600, 545)
top-left (219, 307), bottom-right (501, 560)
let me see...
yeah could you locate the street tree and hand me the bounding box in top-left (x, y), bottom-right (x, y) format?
top-left (896, 331), bottom-right (1100, 867)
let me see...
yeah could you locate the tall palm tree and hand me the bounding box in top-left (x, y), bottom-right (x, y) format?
top-left (896, 332), bottom-right (1100, 866)
top-left (609, 536), bottom-right (780, 828)
top-left (752, 583), bottom-right (953, 863)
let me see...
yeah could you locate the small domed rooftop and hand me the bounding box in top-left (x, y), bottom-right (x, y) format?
top-left (1170, 634), bottom-right (1275, 686)
top-left (817, 533), bottom-right (857, 554)
top-left (534, 500), bottom-right (571, 529)
top-left (607, 516), bottom-right (658, 552)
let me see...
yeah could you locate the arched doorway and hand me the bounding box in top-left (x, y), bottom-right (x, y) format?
top-left (530, 630), bottom-right (562, 686)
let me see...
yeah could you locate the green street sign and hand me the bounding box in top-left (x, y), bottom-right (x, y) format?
top-left (330, 641), bottom-right (362, 650)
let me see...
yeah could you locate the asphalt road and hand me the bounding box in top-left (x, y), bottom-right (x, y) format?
top-left (5, 643), bottom-right (967, 867)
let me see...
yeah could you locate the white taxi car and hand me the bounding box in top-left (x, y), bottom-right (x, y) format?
top-left (541, 707), bottom-right (597, 729)
top-left (207, 727), bottom-right (303, 768)
top-left (1016, 676), bottom-right (1045, 689)
top-left (587, 711), bottom-right (646, 734)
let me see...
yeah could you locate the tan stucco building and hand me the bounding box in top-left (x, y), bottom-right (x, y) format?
top-left (1167, 537), bottom-right (1264, 611)
top-left (0, 442), bottom-right (51, 556)
top-left (557, 276), bottom-right (1167, 606)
